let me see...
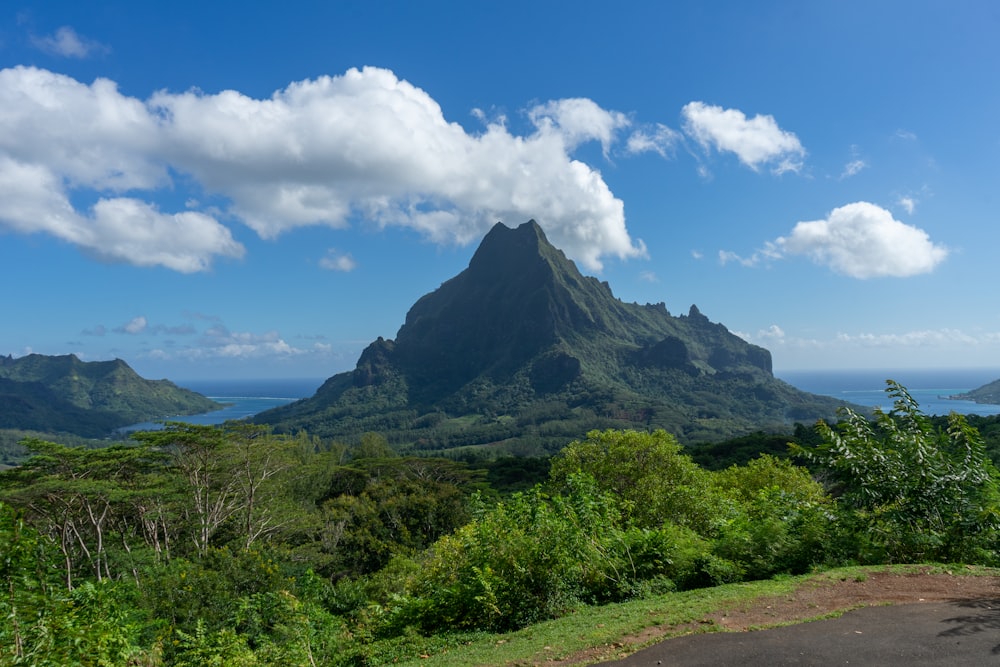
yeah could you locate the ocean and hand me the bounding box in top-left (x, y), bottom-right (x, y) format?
top-left (777, 368), bottom-right (1000, 417)
top-left (122, 370), bottom-right (1000, 433)
top-left (119, 378), bottom-right (325, 432)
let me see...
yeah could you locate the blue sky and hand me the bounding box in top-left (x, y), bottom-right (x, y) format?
top-left (2, 1), bottom-right (999, 381)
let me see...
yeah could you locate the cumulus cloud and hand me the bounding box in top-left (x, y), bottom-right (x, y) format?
top-left (897, 195), bottom-right (917, 215)
top-left (0, 68), bottom-right (244, 271)
top-left (191, 326), bottom-right (303, 360)
top-left (0, 66), bottom-right (646, 273)
top-left (681, 101), bottom-right (805, 173)
top-left (527, 98), bottom-right (629, 155)
top-left (777, 202), bottom-right (947, 278)
top-left (320, 249), bottom-right (358, 272)
top-left (31, 26), bottom-right (108, 59)
top-left (721, 202), bottom-right (947, 278)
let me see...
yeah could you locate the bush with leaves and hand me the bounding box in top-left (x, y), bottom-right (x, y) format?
top-left (792, 380), bottom-right (1000, 564)
top-left (0, 502), bottom-right (152, 666)
top-left (711, 455), bottom-right (834, 578)
top-left (380, 474), bottom-right (643, 634)
top-left (549, 429), bottom-right (721, 533)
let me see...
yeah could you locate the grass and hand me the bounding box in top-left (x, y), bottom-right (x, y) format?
top-left (359, 564), bottom-right (1000, 666)
top-left (362, 574), bottom-right (802, 666)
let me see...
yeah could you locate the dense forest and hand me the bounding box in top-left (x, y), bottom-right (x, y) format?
top-left (2, 381), bottom-right (1000, 665)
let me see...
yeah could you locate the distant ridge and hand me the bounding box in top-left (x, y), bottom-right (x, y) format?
top-left (0, 353), bottom-right (221, 437)
top-left (952, 378), bottom-right (1000, 405)
top-left (256, 220), bottom-right (848, 455)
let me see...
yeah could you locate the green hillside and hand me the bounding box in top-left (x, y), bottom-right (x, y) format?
top-left (257, 220), bottom-right (849, 453)
top-left (0, 353), bottom-right (220, 437)
top-left (952, 378), bottom-right (1000, 405)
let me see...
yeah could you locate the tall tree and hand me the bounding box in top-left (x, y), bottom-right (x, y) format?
top-left (133, 423), bottom-right (240, 557)
top-left (0, 439), bottom-right (165, 587)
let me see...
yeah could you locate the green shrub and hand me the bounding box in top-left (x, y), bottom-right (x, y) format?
top-left (793, 381), bottom-right (1000, 564)
top-left (549, 429), bottom-right (722, 533)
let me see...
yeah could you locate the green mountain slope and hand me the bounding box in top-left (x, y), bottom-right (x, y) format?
top-left (256, 220), bottom-right (848, 454)
top-left (952, 378), bottom-right (1000, 405)
top-left (0, 353), bottom-right (221, 437)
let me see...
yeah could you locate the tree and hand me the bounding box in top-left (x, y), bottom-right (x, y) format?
top-left (134, 423), bottom-right (239, 557)
top-left (225, 424), bottom-right (296, 551)
top-left (549, 429), bottom-right (719, 533)
top-left (711, 455), bottom-right (834, 577)
top-left (0, 502), bottom-right (147, 665)
top-left (792, 380), bottom-right (1000, 563)
top-left (0, 439), bottom-right (167, 587)
top-left (315, 457), bottom-right (479, 577)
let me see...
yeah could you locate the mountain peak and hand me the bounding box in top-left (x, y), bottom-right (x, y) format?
top-left (464, 220), bottom-right (564, 282)
top-left (257, 219), bottom-right (847, 450)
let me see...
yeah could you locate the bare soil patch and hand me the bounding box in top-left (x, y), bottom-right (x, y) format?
top-left (548, 567), bottom-right (1000, 666)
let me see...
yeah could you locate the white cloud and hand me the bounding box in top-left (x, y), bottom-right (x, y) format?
top-left (733, 324), bottom-right (786, 345)
top-left (117, 316), bottom-right (147, 335)
top-left (721, 202), bottom-right (947, 278)
top-left (625, 123), bottom-right (681, 157)
top-left (320, 249), bottom-right (357, 272)
top-left (0, 69), bottom-right (244, 272)
top-left (0, 65), bottom-right (645, 272)
top-left (31, 26), bottom-right (108, 59)
top-left (154, 71), bottom-right (644, 270)
top-left (841, 159), bottom-right (866, 179)
top-left (718, 242), bottom-right (782, 268)
top-left (639, 270), bottom-right (658, 283)
top-left (835, 329), bottom-right (978, 347)
top-left (897, 195), bottom-right (917, 215)
top-left (527, 98), bottom-right (629, 155)
top-left (681, 101), bottom-right (805, 173)
top-left (187, 325), bottom-right (304, 360)
top-left (839, 144), bottom-right (867, 179)
top-left (777, 202), bottom-right (947, 278)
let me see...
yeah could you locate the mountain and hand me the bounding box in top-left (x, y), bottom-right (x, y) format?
top-left (951, 379), bottom-right (1000, 405)
top-left (256, 220), bottom-right (848, 455)
top-left (0, 353), bottom-right (221, 437)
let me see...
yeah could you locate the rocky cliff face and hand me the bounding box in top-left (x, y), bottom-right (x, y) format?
top-left (256, 220), bottom-right (844, 452)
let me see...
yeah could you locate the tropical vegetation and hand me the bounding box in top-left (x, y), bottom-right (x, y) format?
top-left (254, 221), bottom-right (849, 453)
top-left (2, 381), bottom-right (999, 665)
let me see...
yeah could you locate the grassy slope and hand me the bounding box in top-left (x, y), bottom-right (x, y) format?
top-left (364, 564), bottom-right (999, 667)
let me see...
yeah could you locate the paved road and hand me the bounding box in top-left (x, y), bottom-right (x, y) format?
top-left (599, 599), bottom-right (1000, 666)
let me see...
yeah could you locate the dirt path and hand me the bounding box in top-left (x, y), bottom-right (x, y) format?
top-left (554, 568), bottom-right (1000, 666)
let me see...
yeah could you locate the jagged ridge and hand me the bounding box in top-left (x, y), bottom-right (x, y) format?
top-left (257, 221), bottom-right (846, 453)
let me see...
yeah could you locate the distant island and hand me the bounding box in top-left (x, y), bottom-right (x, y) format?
top-left (0, 353), bottom-right (221, 438)
top-left (950, 378), bottom-right (1000, 405)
